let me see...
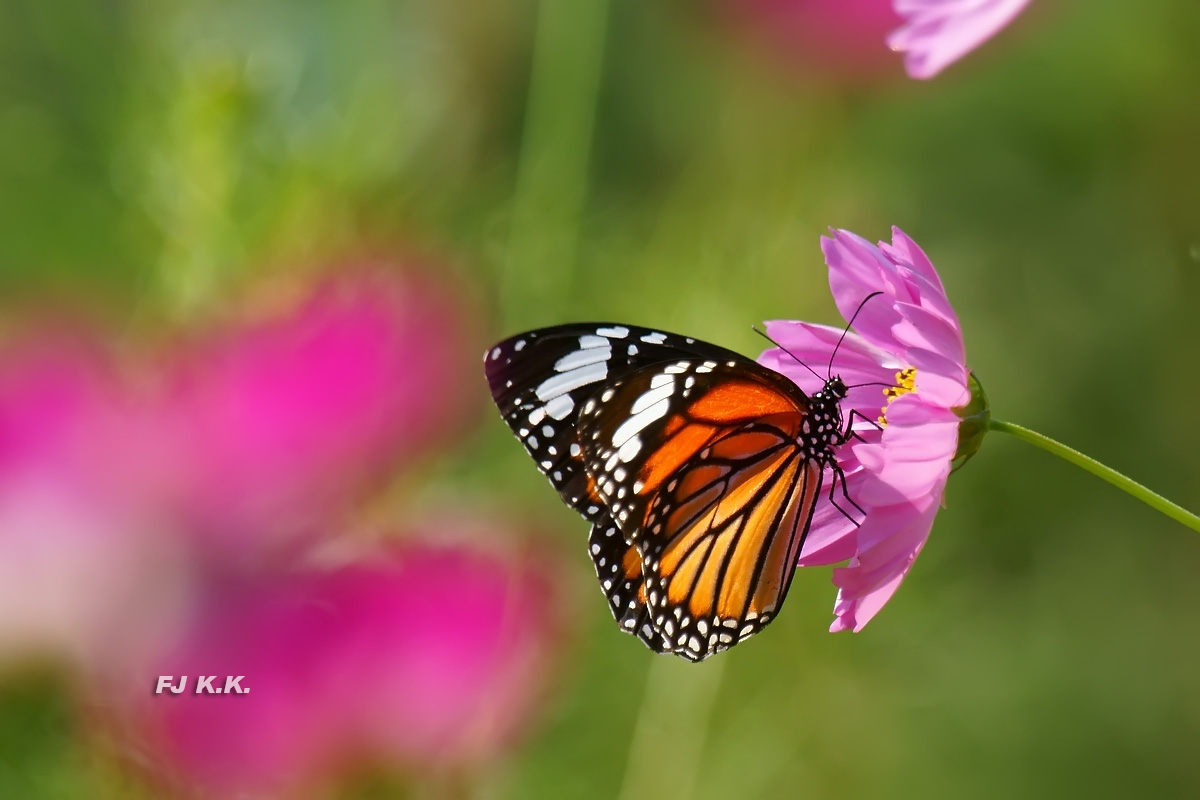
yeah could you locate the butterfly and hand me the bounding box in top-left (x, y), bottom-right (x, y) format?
top-left (484, 323), bottom-right (864, 661)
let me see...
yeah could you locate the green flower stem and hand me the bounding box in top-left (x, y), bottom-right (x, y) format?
top-left (503, 0), bottom-right (609, 326)
top-left (618, 656), bottom-right (726, 800)
top-left (989, 419), bottom-right (1200, 533)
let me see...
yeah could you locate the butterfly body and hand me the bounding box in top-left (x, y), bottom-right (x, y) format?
top-left (485, 323), bottom-right (852, 661)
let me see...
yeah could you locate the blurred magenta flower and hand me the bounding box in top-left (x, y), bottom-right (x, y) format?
top-left (116, 536), bottom-right (563, 796)
top-left (722, 0), bottom-right (904, 80)
top-left (760, 227), bottom-right (979, 631)
top-left (888, 0), bottom-right (1032, 79)
top-left (0, 260), bottom-right (478, 669)
top-left (153, 264), bottom-right (477, 557)
top-left (0, 334), bottom-right (183, 667)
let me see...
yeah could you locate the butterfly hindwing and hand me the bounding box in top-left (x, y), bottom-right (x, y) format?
top-left (637, 423), bottom-right (823, 661)
top-left (586, 515), bottom-right (675, 655)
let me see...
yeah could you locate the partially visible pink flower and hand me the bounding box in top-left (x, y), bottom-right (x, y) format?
top-left (760, 227), bottom-right (982, 631)
top-left (117, 535), bottom-right (563, 796)
top-left (888, 0), bottom-right (1032, 79)
top-left (156, 265), bottom-right (477, 556)
top-left (0, 335), bottom-right (182, 667)
top-left (721, 0), bottom-right (904, 81)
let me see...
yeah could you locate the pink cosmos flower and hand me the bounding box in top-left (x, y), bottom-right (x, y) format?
top-left (888, 0), bottom-right (1032, 79)
top-left (115, 535), bottom-right (563, 797)
top-left (760, 227), bottom-right (981, 631)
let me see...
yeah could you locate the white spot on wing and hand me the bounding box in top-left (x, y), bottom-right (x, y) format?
top-left (597, 326), bottom-right (629, 338)
top-left (649, 373), bottom-right (674, 390)
top-left (640, 332), bottom-right (667, 345)
top-left (632, 380), bottom-right (674, 413)
top-left (555, 346), bottom-right (611, 372)
top-left (612, 397), bottom-right (670, 448)
top-left (545, 394), bottom-right (574, 420)
top-left (536, 362), bottom-right (607, 401)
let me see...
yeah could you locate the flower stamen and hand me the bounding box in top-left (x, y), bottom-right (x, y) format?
top-left (878, 367), bottom-right (917, 425)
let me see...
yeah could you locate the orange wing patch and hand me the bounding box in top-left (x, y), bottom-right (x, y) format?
top-left (687, 379), bottom-right (801, 423)
top-left (621, 539), bottom-right (642, 579)
top-left (637, 422), bottom-right (719, 497)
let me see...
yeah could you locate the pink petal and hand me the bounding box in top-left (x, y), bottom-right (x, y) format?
top-left (881, 226), bottom-right (946, 293)
top-left (888, 0), bottom-right (1032, 80)
top-left (855, 395), bottom-right (957, 505)
top-left (829, 497), bottom-right (938, 631)
top-left (907, 349), bottom-right (971, 409)
top-left (893, 302), bottom-right (967, 374)
top-left (823, 230), bottom-right (913, 355)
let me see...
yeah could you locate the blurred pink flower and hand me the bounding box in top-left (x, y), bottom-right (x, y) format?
top-left (760, 227), bottom-right (978, 631)
top-left (0, 262), bottom-right (478, 668)
top-left (118, 536), bottom-right (563, 796)
top-left (722, 0), bottom-right (904, 80)
top-left (0, 335), bottom-right (182, 666)
top-left (154, 265), bottom-right (477, 557)
top-left (888, 0), bottom-right (1032, 79)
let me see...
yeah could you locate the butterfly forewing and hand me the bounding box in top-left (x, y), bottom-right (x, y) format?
top-left (484, 324), bottom-right (744, 523)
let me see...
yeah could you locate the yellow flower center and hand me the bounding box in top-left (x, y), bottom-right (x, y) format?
top-left (878, 367), bottom-right (917, 426)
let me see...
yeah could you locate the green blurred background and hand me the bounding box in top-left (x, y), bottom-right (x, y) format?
top-left (2, 0), bottom-right (1199, 797)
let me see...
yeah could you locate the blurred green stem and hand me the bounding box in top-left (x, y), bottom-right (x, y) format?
top-left (617, 657), bottom-right (726, 800)
top-left (503, 0), bottom-right (609, 325)
top-left (989, 419), bottom-right (1200, 533)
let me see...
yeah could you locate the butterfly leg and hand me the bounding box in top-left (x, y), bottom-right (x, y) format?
top-left (825, 463), bottom-right (866, 526)
top-left (843, 408), bottom-right (883, 444)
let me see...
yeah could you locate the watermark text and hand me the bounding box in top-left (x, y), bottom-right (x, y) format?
top-left (155, 676), bottom-right (249, 694)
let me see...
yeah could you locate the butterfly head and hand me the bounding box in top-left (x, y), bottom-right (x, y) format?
top-left (822, 375), bottom-right (848, 401)
top-left (801, 375), bottom-right (850, 455)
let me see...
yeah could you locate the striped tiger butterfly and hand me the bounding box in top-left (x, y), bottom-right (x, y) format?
top-left (484, 314), bottom-right (874, 661)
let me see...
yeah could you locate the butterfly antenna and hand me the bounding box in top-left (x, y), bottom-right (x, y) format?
top-left (751, 326), bottom-right (825, 384)
top-left (827, 291), bottom-right (884, 377)
top-left (844, 380), bottom-right (895, 390)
